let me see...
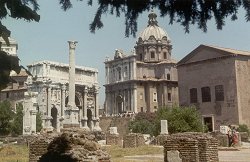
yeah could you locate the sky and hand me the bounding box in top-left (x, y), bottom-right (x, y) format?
top-left (2, 1), bottom-right (250, 106)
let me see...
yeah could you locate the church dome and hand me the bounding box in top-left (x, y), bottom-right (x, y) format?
top-left (138, 11), bottom-right (170, 41)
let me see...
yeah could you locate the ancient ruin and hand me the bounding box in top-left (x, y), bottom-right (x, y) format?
top-left (24, 41), bottom-right (101, 134)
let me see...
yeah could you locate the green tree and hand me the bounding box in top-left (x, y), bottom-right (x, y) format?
top-left (128, 112), bottom-right (156, 136)
top-left (238, 124), bottom-right (250, 135)
top-left (36, 112), bottom-right (43, 132)
top-left (129, 106), bottom-right (204, 136)
top-left (0, 100), bottom-right (14, 135)
top-left (154, 106), bottom-right (204, 135)
top-left (11, 103), bottom-right (23, 136)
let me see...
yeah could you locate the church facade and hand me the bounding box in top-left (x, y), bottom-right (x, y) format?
top-left (104, 12), bottom-right (179, 115)
top-left (27, 60), bottom-right (100, 132)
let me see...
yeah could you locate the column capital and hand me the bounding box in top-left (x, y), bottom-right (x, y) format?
top-left (68, 41), bottom-right (78, 50)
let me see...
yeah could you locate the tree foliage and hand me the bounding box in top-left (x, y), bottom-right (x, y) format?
top-left (129, 106), bottom-right (204, 136)
top-left (128, 112), bottom-right (156, 136)
top-left (154, 106), bottom-right (204, 135)
top-left (11, 103), bottom-right (23, 136)
top-left (1, 0), bottom-right (250, 40)
top-left (0, 100), bottom-right (14, 135)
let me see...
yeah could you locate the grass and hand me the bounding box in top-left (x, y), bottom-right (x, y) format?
top-left (0, 144), bottom-right (29, 162)
top-left (102, 145), bottom-right (164, 162)
top-left (0, 144), bottom-right (163, 162)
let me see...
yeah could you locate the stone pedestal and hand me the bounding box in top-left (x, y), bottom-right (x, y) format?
top-left (23, 92), bottom-right (38, 135)
top-left (81, 117), bottom-right (90, 131)
top-left (44, 116), bottom-right (53, 132)
top-left (161, 120), bottom-right (169, 135)
top-left (93, 118), bottom-right (102, 131)
top-left (63, 107), bottom-right (80, 128)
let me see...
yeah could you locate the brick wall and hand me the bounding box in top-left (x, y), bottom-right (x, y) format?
top-left (164, 133), bottom-right (218, 162)
top-left (106, 134), bottom-right (121, 146)
top-left (123, 133), bottom-right (145, 148)
top-left (28, 130), bottom-right (111, 162)
top-left (28, 136), bottom-right (54, 162)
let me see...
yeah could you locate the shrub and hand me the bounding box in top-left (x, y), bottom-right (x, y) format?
top-left (238, 124), bottom-right (250, 135)
top-left (11, 103), bottom-right (23, 136)
top-left (0, 100), bottom-right (14, 135)
top-left (129, 106), bottom-right (204, 136)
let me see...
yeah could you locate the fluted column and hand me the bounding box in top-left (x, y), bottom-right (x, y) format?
top-left (64, 40), bottom-right (80, 127)
top-left (133, 85), bottom-right (138, 113)
top-left (47, 86), bottom-right (52, 117)
top-left (81, 87), bottom-right (89, 130)
top-left (61, 84), bottom-right (66, 117)
top-left (93, 88), bottom-right (101, 131)
top-left (68, 41), bottom-right (77, 108)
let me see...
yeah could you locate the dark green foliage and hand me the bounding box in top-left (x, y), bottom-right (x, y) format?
top-left (0, 51), bottom-right (20, 90)
top-left (86, 0), bottom-right (250, 37)
top-left (238, 124), bottom-right (250, 135)
top-left (128, 112), bottom-right (156, 136)
top-left (129, 106), bottom-right (204, 136)
top-left (0, 100), bottom-right (14, 135)
top-left (11, 103), bottom-right (23, 136)
top-left (154, 106), bottom-right (204, 135)
top-left (36, 112), bottom-right (43, 132)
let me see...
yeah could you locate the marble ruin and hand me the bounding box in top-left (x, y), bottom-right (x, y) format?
top-left (23, 92), bottom-right (38, 135)
top-left (24, 41), bottom-right (101, 133)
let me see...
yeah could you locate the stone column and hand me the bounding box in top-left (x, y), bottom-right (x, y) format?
top-left (133, 85), bottom-right (138, 113)
top-left (81, 87), bottom-right (89, 130)
top-left (64, 41), bottom-right (80, 128)
top-left (93, 88), bottom-right (101, 131)
top-left (68, 41), bottom-right (77, 108)
top-left (44, 86), bottom-right (53, 130)
top-left (47, 86), bottom-right (52, 117)
top-left (59, 84), bottom-right (66, 129)
top-left (61, 84), bottom-right (66, 117)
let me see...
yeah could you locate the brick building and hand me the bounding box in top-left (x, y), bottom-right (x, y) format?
top-left (178, 44), bottom-right (250, 131)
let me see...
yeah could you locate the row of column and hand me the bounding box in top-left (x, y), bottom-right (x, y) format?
top-left (105, 85), bottom-right (138, 114)
top-left (42, 84), bottom-right (100, 131)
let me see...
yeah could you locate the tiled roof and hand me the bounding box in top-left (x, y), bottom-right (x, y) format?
top-left (206, 45), bottom-right (250, 56)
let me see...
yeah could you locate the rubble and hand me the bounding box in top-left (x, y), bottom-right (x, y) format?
top-left (28, 129), bottom-right (111, 162)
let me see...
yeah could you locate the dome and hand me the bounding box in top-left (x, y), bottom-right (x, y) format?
top-left (138, 11), bottom-right (170, 41)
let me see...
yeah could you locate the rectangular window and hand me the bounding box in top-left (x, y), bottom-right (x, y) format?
top-left (153, 92), bottom-right (157, 102)
top-left (140, 53), bottom-right (143, 61)
top-left (190, 88), bottom-right (198, 103)
top-left (215, 85), bottom-right (224, 101)
top-left (168, 93), bottom-right (172, 101)
top-left (141, 107), bottom-right (143, 112)
top-left (164, 52), bottom-right (167, 59)
top-left (167, 74), bottom-right (170, 80)
top-left (151, 51), bottom-right (155, 58)
top-left (201, 87), bottom-right (211, 102)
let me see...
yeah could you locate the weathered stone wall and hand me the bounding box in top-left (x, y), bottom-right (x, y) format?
top-left (106, 134), bottom-right (121, 146)
top-left (156, 134), bottom-right (169, 145)
top-left (123, 133), bottom-right (145, 148)
top-left (164, 133), bottom-right (218, 162)
top-left (100, 117), bottom-right (131, 137)
top-left (28, 129), bottom-right (111, 162)
top-left (178, 56), bottom-right (239, 130)
top-left (29, 136), bottom-right (54, 162)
